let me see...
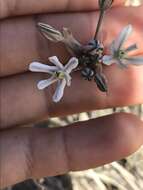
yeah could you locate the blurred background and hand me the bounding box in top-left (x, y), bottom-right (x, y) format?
top-left (2, 0), bottom-right (143, 190)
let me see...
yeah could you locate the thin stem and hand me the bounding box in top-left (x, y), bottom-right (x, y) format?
top-left (94, 9), bottom-right (105, 40)
top-left (94, 0), bottom-right (114, 40)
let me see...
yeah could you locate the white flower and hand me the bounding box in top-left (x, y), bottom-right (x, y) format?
top-left (29, 56), bottom-right (78, 102)
top-left (102, 25), bottom-right (143, 68)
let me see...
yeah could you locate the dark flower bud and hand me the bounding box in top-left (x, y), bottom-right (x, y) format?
top-left (81, 67), bottom-right (95, 81)
top-left (94, 73), bottom-right (108, 92)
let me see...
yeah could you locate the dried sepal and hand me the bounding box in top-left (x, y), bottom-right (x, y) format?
top-left (37, 23), bottom-right (64, 42)
top-left (38, 23), bottom-right (83, 56)
top-left (62, 28), bottom-right (83, 55)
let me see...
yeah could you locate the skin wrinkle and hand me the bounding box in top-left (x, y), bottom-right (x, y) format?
top-left (31, 128), bottom-right (69, 179)
top-left (0, 0), bottom-right (18, 19)
top-left (65, 0), bottom-right (72, 11)
top-left (0, 0), bottom-right (125, 19)
top-left (61, 126), bottom-right (71, 172)
top-left (25, 130), bottom-right (34, 181)
top-left (7, 0), bottom-right (17, 17)
top-left (0, 129), bottom-right (32, 187)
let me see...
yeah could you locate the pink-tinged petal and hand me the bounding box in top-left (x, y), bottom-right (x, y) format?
top-left (64, 57), bottom-right (79, 73)
top-left (37, 76), bottom-right (57, 90)
top-left (124, 56), bottom-right (143, 66)
top-left (102, 55), bottom-right (115, 65)
top-left (53, 79), bottom-right (66, 102)
top-left (29, 62), bottom-right (57, 74)
top-left (48, 56), bottom-right (64, 69)
top-left (125, 44), bottom-right (138, 53)
top-left (114, 25), bottom-right (133, 51)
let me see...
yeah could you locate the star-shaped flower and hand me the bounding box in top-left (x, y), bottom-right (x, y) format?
top-left (102, 25), bottom-right (143, 68)
top-left (29, 56), bottom-right (78, 102)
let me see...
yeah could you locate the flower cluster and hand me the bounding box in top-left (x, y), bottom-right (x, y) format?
top-left (29, 1), bottom-right (143, 103)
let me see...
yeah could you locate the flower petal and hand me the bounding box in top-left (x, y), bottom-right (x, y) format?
top-left (64, 73), bottom-right (72, 86)
top-left (114, 25), bottom-right (133, 50)
top-left (48, 56), bottom-right (64, 69)
top-left (102, 55), bottom-right (115, 65)
top-left (37, 76), bottom-right (57, 90)
top-left (64, 57), bottom-right (79, 73)
top-left (29, 62), bottom-right (57, 74)
top-left (124, 56), bottom-right (143, 66)
top-left (125, 43), bottom-right (138, 53)
top-left (110, 41), bottom-right (116, 54)
top-left (116, 59), bottom-right (128, 69)
top-left (53, 79), bottom-right (66, 102)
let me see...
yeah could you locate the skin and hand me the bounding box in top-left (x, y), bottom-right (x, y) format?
top-left (0, 0), bottom-right (143, 188)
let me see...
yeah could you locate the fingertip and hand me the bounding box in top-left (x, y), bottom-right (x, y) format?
top-left (62, 113), bottom-right (143, 171)
top-left (108, 112), bottom-right (143, 155)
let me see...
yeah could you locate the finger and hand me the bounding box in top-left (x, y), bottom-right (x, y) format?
top-left (1, 63), bottom-right (143, 128)
top-left (0, 0), bottom-right (124, 19)
top-left (0, 113), bottom-right (143, 189)
top-left (0, 5), bottom-right (143, 77)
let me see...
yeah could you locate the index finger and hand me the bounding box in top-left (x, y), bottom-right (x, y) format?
top-left (0, 0), bottom-right (125, 19)
top-left (0, 113), bottom-right (143, 189)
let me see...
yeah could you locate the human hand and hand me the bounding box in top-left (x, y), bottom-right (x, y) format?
top-left (0, 0), bottom-right (143, 188)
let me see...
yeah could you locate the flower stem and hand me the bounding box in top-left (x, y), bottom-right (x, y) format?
top-left (94, 0), bottom-right (114, 40)
top-left (94, 9), bottom-right (105, 40)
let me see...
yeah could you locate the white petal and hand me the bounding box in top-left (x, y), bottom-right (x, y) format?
top-left (125, 43), bottom-right (138, 53)
top-left (116, 59), bottom-right (128, 69)
top-left (114, 25), bottom-right (133, 50)
top-left (29, 62), bottom-right (57, 74)
top-left (124, 56), bottom-right (143, 66)
top-left (53, 79), bottom-right (66, 102)
top-left (102, 55), bottom-right (115, 65)
top-left (37, 77), bottom-right (57, 90)
top-left (64, 57), bottom-right (79, 73)
top-left (64, 73), bottom-right (72, 86)
top-left (110, 41), bottom-right (116, 53)
top-left (48, 56), bottom-right (64, 69)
